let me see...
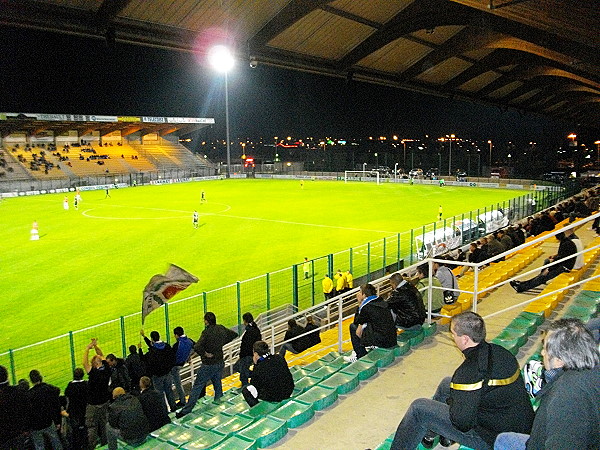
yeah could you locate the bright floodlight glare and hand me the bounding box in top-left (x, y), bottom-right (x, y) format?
top-left (208, 45), bottom-right (234, 73)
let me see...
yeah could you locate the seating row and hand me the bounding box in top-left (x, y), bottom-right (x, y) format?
top-left (110, 322), bottom-right (437, 449)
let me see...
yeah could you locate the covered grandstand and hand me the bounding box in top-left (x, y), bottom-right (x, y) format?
top-left (0, 112), bottom-right (217, 191)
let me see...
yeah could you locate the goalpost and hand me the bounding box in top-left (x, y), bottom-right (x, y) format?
top-left (344, 170), bottom-right (381, 185)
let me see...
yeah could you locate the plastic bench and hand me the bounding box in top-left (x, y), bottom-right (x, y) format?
top-left (179, 430), bottom-right (227, 450)
top-left (319, 371), bottom-right (360, 395)
top-left (237, 416), bottom-right (288, 448)
top-left (339, 359), bottom-right (378, 381)
top-left (268, 399), bottom-right (314, 428)
top-left (361, 347), bottom-right (396, 368)
top-left (295, 385), bottom-right (338, 411)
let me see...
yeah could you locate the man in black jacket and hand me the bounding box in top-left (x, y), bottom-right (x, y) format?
top-left (510, 232), bottom-right (577, 293)
top-left (0, 365), bottom-right (29, 450)
top-left (176, 312), bottom-right (238, 418)
top-left (28, 369), bottom-right (63, 450)
top-left (106, 387), bottom-right (149, 450)
top-left (238, 312), bottom-right (262, 387)
top-left (106, 354), bottom-right (131, 393)
top-left (278, 318), bottom-right (309, 359)
top-left (140, 330), bottom-right (176, 412)
top-left (138, 376), bottom-right (170, 432)
top-left (242, 341), bottom-right (294, 407)
top-left (391, 312), bottom-right (534, 450)
top-left (344, 283), bottom-right (397, 363)
top-left (64, 367), bottom-right (88, 450)
top-left (83, 338), bottom-right (111, 449)
top-left (387, 272), bottom-right (426, 329)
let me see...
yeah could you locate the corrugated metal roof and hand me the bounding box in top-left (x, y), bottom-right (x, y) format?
top-left (1, 0), bottom-right (598, 127)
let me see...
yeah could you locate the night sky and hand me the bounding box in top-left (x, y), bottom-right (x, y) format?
top-left (0, 26), bottom-right (592, 148)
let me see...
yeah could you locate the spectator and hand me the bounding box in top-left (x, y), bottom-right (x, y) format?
top-left (106, 353), bottom-right (131, 393)
top-left (322, 274), bottom-right (334, 300)
top-left (242, 341), bottom-right (294, 407)
top-left (238, 312), bottom-right (262, 387)
top-left (510, 232), bottom-right (577, 293)
top-left (82, 338), bottom-right (111, 449)
top-left (433, 260), bottom-right (459, 304)
top-left (125, 345), bottom-right (145, 394)
top-left (458, 242), bottom-right (482, 277)
top-left (28, 369), bottom-right (63, 450)
top-left (387, 272), bottom-right (426, 329)
top-left (390, 312), bottom-right (534, 449)
top-left (496, 229), bottom-right (514, 252)
top-left (64, 367), bottom-right (88, 450)
top-left (414, 264), bottom-right (444, 314)
top-left (176, 312), bottom-right (238, 418)
top-left (17, 378), bottom-right (30, 392)
top-left (495, 318), bottom-right (599, 449)
top-left (304, 316), bottom-right (321, 348)
top-left (302, 257), bottom-right (310, 279)
top-left (344, 283), bottom-right (397, 363)
top-left (278, 319), bottom-right (310, 359)
top-left (0, 365), bottom-right (30, 450)
top-left (138, 376), bottom-right (170, 432)
top-left (106, 387), bottom-right (149, 450)
top-left (564, 227), bottom-right (584, 270)
top-left (140, 330), bottom-right (176, 412)
top-left (171, 326), bottom-right (195, 408)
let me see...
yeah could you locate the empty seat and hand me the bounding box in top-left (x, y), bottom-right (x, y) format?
top-left (268, 399), bottom-right (315, 428)
top-left (340, 359), bottom-right (378, 381)
top-left (210, 435), bottom-right (257, 450)
top-left (212, 414), bottom-right (255, 436)
top-left (179, 430), bottom-right (227, 450)
top-left (361, 347), bottom-right (396, 368)
top-left (295, 385), bottom-right (338, 411)
top-left (237, 416), bottom-right (288, 448)
top-left (319, 371), bottom-right (360, 395)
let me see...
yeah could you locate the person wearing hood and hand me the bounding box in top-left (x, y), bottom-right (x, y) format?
top-left (140, 330), bottom-right (176, 413)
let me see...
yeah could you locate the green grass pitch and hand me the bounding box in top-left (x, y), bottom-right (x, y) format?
top-left (1, 179), bottom-right (523, 352)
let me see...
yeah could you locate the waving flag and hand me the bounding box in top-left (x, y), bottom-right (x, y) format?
top-left (142, 264), bottom-right (198, 324)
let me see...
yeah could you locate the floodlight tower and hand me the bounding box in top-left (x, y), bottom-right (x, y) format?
top-left (209, 45), bottom-right (234, 178)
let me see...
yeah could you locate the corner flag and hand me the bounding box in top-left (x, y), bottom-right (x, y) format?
top-left (142, 264), bottom-right (199, 324)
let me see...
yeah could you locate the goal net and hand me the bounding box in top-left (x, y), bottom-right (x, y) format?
top-left (344, 170), bottom-right (380, 185)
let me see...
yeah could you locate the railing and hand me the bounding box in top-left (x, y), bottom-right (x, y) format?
top-left (0, 184), bottom-right (566, 387)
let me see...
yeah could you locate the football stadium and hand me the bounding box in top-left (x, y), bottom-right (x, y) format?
top-left (1, 1), bottom-right (599, 450)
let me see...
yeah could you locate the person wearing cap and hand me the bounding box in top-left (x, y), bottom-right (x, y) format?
top-left (242, 341), bottom-right (294, 407)
top-left (106, 387), bottom-right (149, 450)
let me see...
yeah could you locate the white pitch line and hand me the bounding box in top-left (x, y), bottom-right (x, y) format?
top-left (75, 201), bottom-right (395, 234)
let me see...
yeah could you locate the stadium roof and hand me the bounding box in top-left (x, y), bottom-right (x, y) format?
top-left (1, 0), bottom-right (599, 129)
top-left (0, 113), bottom-right (214, 138)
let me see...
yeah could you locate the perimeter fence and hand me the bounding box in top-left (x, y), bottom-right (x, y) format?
top-left (0, 185), bottom-right (566, 387)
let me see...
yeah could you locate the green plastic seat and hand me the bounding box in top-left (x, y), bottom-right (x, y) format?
top-left (237, 416), bottom-right (288, 448)
top-left (194, 412), bottom-right (235, 430)
top-left (303, 360), bottom-right (327, 371)
top-left (226, 393), bottom-right (247, 405)
top-left (212, 414), bottom-right (255, 436)
top-left (374, 435), bottom-right (395, 450)
top-left (319, 351), bottom-right (342, 362)
top-left (564, 304), bottom-right (597, 321)
top-left (167, 426), bottom-right (206, 447)
top-left (185, 411), bottom-right (218, 430)
top-left (211, 435), bottom-right (257, 450)
top-left (291, 367), bottom-right (310, 381)
top-left (318, 371), bottom-right (359, 395)
top-left (241, 401), bottom-right (281, 419)
top-left (494, 329), bottom-right (528, 347)
top-left (340, 359), bottom-right (378, 381)
top-left (206, 400), bottom-right (231, 415)
top-left (310, 364), bottom-right (340, 380)
top-left (397, 328), bottom-right (424, 347)
top-left (394, 341), bottom-right (410, 357)
top-left (222, 400), bottom-right (250, 417)
top-left (124, 438), bottom-right (176, 450)
top-left (179, 430), bottom-right (227, 450)
top-left (295, 385), bottom-right (338, 411)
top-left (150, 423), bottom-right (184, 442)
top-left (268, 399), bottom-right (314, 428)
top-left (292, 375), bottom-right (322, 396)
top-left (491, 337), bottom-right (520, 356)
top-left (361, 347), bottom-right (396, 368)
top-left (506, 318), bottom-right (538, 336)
top-left (518, 311), bottom-right (545, 326)
top-left (422, 322), bottom-right (437, 337)
top-left (572, 294), bottom-right (600, 309)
